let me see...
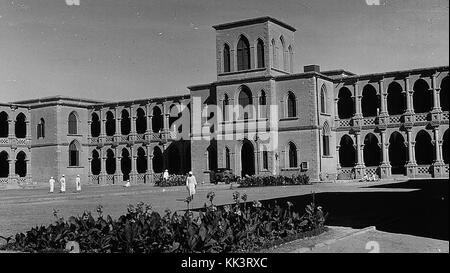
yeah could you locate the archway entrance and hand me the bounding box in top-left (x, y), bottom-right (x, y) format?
top-left (15, 152), bottom-right (26, 177)
top-left (241, 140), bottom-right (255, 176)
top-left (105, 149), bottom-right (116, 175)
top-left (91, 150), bottom-right (101, 176)
top-left (136, 148), bottom-right (147, 174)
top-left (0, 151), bottom-right (8, 178)
top-left (121, 149), bottom-right (131, 181)
top-left (389, 132), bottom-right (406, 174)
top-left (363, 133), bottom-right (381, 166)
top-left (415, 130), bottom-right (433, 165)
top-left (152, 146), bottom-right (163, 173)
top-left (339, 135), bottom-right (355, 167)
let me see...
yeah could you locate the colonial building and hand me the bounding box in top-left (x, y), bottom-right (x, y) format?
top-left (0, 17), bottom-right (448, 189)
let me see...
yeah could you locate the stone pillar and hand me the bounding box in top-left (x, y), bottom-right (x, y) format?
top-left (432, 128), bottom-right (445, 177)
top-left (87, 157), bottom-right (92, 184)
top-left (99, 150), bottom-right (106, 185)
top-left (8, 158), bottom-right (16, 184)
top-left (336, 145), bottom-right (341, 169)
top-left (115, 108), bottom-right (121, 142)
top-left (379, 80), bottom-right (387, 115)
top-left (406, 129), bottom-right (417, 178)
top-left (431, 74), bottom-right (441, 112)
top-left (130, 148), bottom-right (137, 184)
top-left (405, 77), bottom-right (414, 114)
top-left (146, 104), bottom-right (152, 135)
top-left (354, 84), bottom-right (362, 118)
top-left (8, 117), bottom-right (14, 141)
top-left (334, 98), bottom-right (339, 121)
top-left (130, 107), bottom-right (137, 141)
top-left (25, 120), bottom-right (31, 146)
top-left (115, 148), bottom-right (123, 184)
top-left (146, 145), bottom-right (153, 184)
top-left (379, 130), bottom-right (391, 178)
top-left (354, 132), bottom-right (365, 179)
top-left (100, 111), bottom-right (106, 142)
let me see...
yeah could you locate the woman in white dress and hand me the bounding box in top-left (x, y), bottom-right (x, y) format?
top-left (186, 171), bottom-right (197, 199)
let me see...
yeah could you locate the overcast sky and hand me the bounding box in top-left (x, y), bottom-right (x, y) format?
top-left (0, 0), bottom-right (448, 103)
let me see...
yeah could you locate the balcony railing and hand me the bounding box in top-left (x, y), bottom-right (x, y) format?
top-left (415, 113), bottom-right (427, 122)
top-left (0, 138), bottom-right (9, 144)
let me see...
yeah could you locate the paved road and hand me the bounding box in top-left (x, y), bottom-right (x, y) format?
top-left (0, 180), bottom-right (414, 238)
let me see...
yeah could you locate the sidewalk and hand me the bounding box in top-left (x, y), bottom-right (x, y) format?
top-left (262, 226), bottom-right (449, 253)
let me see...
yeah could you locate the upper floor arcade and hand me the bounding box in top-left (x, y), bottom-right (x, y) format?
top-left (333, 66), bottom-right (449, 130)
top-left (87, 95), bottom-right (191, 146)
top-left (0, 103), bottom-right (31, 148)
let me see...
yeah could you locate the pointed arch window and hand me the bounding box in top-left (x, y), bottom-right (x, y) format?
top-left (223, 44), bottom-right (231, 73)
top-left (69, 140), bottom-right (80, 167)
top-left (320, 84), bottom-right (327, 114)
top-left (37, 118), bottom-right (45, 139)
top-left (287, 92), bottom-right (296, 117)
top-left (257, 39), bottom-right (265, 68)
top-left (237, 36), bottom-right (250, 71)
top-left (322, 122), bottom-right (330, 156)
top-left (68, 112), bottom-right (78, 135)
top-left (288, 142), bottom-right (298, 168)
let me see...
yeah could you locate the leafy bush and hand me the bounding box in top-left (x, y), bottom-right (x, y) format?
top-left (154, 174), bottom-right (187, 187)
top-left (237, 174), bottom-right (310, 188)
top-left (0, 192), bottom-right (326, 253)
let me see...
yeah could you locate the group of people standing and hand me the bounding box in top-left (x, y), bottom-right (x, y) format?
top-left (162, 169), bottom-right (198, 199)
top-left (48, 174), bottom-right (81, 193)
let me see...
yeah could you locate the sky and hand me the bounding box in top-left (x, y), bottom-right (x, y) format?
top-left (0, 0), bottom-right (448, 103)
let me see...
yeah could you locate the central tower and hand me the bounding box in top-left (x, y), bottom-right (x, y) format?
top-left (213, 16), bottom-right (296, 82)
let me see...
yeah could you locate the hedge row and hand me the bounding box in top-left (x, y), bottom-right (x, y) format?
top-left (237, 174), bottom-right (310, 188)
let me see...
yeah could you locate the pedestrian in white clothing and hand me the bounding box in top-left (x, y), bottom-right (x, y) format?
top-left (163, 169), bottom-right (169, 181)
top-left (60, 174), bottom-right (66, 193)
top-left (186, 171), bottom-right (197, 199)
top-left (75, 174), bottom-right (81, 192)
top-left (49, 176), bottom-right (55, 193)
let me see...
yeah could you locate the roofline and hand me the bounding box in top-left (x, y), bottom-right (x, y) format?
top-left (320, 69), bottom-right (356, 76)
top-left (212, 16), bottom-right (296, 32)
top-left (11, 95), bottom-right (105, 105)
top-left (335, 65), bottom-right (449, 82)
top-left (90, 94), bottom-right (191, 108)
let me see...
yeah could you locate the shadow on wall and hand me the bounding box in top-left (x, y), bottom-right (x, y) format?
top-left (259, 179), bottom-right (449, 241)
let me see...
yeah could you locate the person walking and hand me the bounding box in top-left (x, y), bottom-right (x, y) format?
top-left (123, 179), bottom-right (130, 187)
top-left (75, 174), bottom-right (81, 192)
top-left (60, 174), bottom-right (66, 193)
top-left (186, 171), bottom-right (197, 199)
top-left (49, 176), bottom-right (55, 193)
top-left (163, 169), bottom-right (169, 181)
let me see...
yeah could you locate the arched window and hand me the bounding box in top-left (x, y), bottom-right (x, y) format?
top-left (15, 113), bottom-right (26, 138)
top-left (389, 132), bottom-right (407, 174)
top-left (415, 130), bottom-right (433, 165)
top-left (121, 109), bottom-right (131, 135)
top-left (0, 112), bottom-right (8, 138)
top-left (152, 146), bottom-right (163, 173)
top-left (262, 150), bottom-right (269, 170)
top-left (362, 84), bottom-right (379, 117)
top-left (414, 130), bottom-right (434, 165)
top-left (440, 77), bottom-right (449, 111)
top-left (106, 149), bottom-right (115, 175)
top-left (69, 140), bottom-right (80, 167)
top-left (137, 147), bottom-right (147, 174)
top-left (413, 79), bottom-right (432, 113)
top-left (136, 108), bottom-right (147, 134)
top-left (207, 145), bottom-right (217, 171)
top-left (223, 94), bottom-right (229, 121)
top-left (68, 112), bottom-right (78, 135)
top-left (387, 82), bottom-right (405, 115)
top-left (271, 39), bottom-right (277, 68)
top-left (259, 90), bottom-right (267, 118)
top-left (223, 44), bottom-right (231, 73)
top-left (169, 104), bottom-right (181, 129)
top-left (91, 113), bottom-right (100, 137)
top-left (237, 36), bottom-right (250, 71)
top-left (0, 151), bottom-right (9, 178)
top-left (91, 150), bottom-right (101, 176)
top-left (152, 106), bottom-right (163, 133)
top-left (15, 151), bottom-right (26, 177)
top-left (363, 133), bottom-right (381, 166)
top-left (280, 36), bottom-right (286, 71)
top-left (121, 148), bottom-right (131, 181)
top-left (339, 135), bottom-right (355, 167)
top-left (257, 39), bottom-right (265, 68)
top-left (338, 87), bottom-right (354, 119)
top-left (105, 111), bottom-right (115, 136)
top-left (288, 142), bottom-right (298, 168)
top-left (320, 84), bottom-right (327, 114)
top-left (238, 86), bottom-right (253, 120)
top-left (322, 122), bottom-right (330, 156)
top-left (37, 118), bottom-right (45, 139)
top-left (287, 92), bottom-right (296, 117)
top-left (225, 147), bottom-right (231, 169)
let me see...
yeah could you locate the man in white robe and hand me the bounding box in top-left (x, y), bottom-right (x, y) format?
top-left (49, 177), bottom-right (55, 193)
top-left (163, 169), bottom-right (169, 181)
top-left (60, 174), bottom-right (66, 193)
top-left (186, 171), bottom-right (197, 199)
top-left (75, 174), bottom-right (81, 192)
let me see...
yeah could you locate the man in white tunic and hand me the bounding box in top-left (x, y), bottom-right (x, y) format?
top-left (75, 174), bottom-right (81, 192)
top-left (163, 169), bottom-right (169, 181)
top-left (49, 177), bottom-right (55, 193)
top-left (60, 174), bottom-right (66, 193)
top-left (186, 171), bottom-right (197, 199)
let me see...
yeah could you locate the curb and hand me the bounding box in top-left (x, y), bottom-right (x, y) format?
top-left (290, 226), bottom-right (376, 253)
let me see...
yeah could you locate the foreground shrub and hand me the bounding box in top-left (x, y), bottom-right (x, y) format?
top-left (238, 174), bottom-right (310, 188)
top-left (0, 192), bottom-right (326, 253)
top-left (154, 174), bottom-right (187, 187)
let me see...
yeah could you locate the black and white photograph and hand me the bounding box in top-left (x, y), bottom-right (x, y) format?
top-left (0, 0), bottom-right (448, 268)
